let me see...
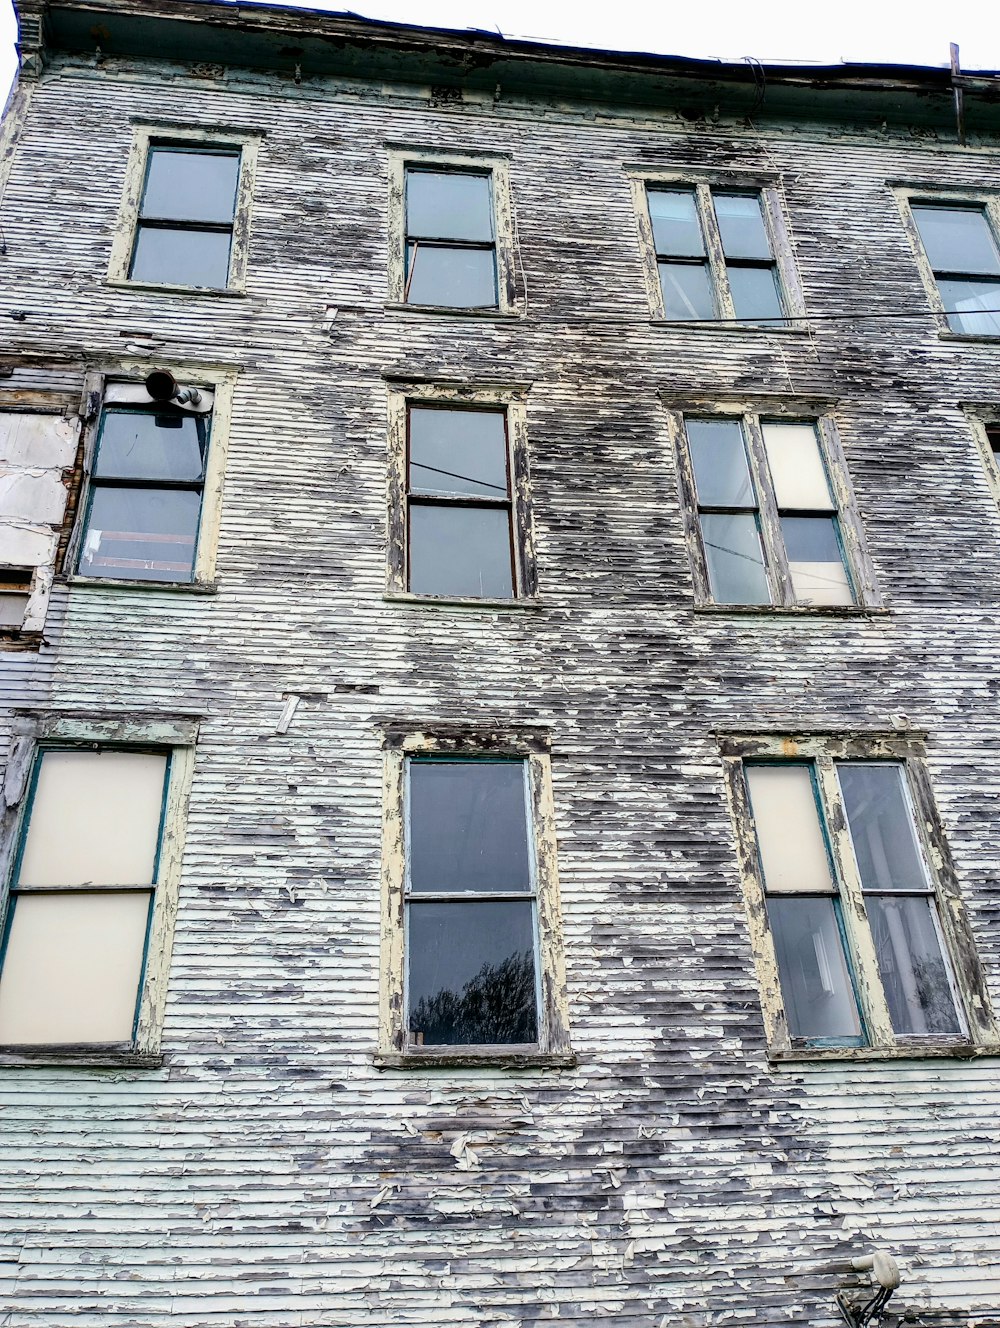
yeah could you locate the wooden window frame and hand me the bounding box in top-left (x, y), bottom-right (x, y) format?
top-left (663, 399), bottom-right (880, 613)
top-left (108, 124), bottom-right (260, 296)
top-left (376, 724), bottom-right (572, 1069)
top-left (962, 406), bottom-right (1000, 516)
top-left (386, 147), bottom-right (519, 315)
top-left (720, 732), bottom-right (999, 1063)
top-left (628, 169), bottom-right (806, 329)
top-left (0, 714), bottom-right (198, 1067)
top-left (385, 380), bottom-right (538, 607)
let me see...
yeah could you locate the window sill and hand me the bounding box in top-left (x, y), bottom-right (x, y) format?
top-left (63, 576), bottom-right (218, 594)
top-left (374, 1049), bottom-right (577, 1070)
top-left (694, 602), bottom-right (888, 618)
top-left (771, 1041), bottom-right (1000, 1065)
top-left (938, 329), bottom-right (1000, 344)
top-left (384, 301), bottom-right (523, 320)
top-left (650, 318), bottom-right (810, 335)
top-left (384, 592), bottom-right (542, 610)
top-left (0, 1044), bottom-right (164, 1069)
top-left (106, 278), bottom-right (247, 299)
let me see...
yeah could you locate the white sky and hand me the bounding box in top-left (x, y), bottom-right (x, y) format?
top-left (2, 0), bottom-right (999, 108)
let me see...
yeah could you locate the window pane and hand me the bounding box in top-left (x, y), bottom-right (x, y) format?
top-left (911, 205), bottom-right (1000, 277)
top-left (409, 408), bottom-right (508, 498)
top-left (80, 487), bottom-right (201, 582)
top-left (686, 418), bottom-right (755, 507)
top-left (647, 189), bottom-right (704, 257)
top-left (837, 763), bottom-right (927, 891)
top-left (761, 423), bottom-right (834, 511)
top-left (95, 409), bottom-right (207, 483)
top-left (407, 899), bottom-right (537, 1045)
top-left (867, 896), bottom-right (962, 1036)
top-left (406, 170), bottom-right (494, 243)
top-left (0, 890), bottom-right (152, 1044)
top-left (714, 193), bottom-right (772, 260)
top-left (141, 148), bottom-right (240, 225)
top-left (781, 516), bottom-right (854, 607)
top-left (768, 896), bottom-right (862, 1041)
top-left (659, 261), bottom-right (715, 320)
top-left (745, 764), bottom-right (835, 894)
top-left (0, 592), bottom-right (27, 628)
top-left (700, 512), bottom-right (770, 604)
top-left (409, 504), bottom-right (513, 598)
top-left (409, 760), bottom-right (531, 894)
top-left (17, 750), bottom-right (168, 888)
top-left (728, 265), bottom-right (785, 324)
top-left (405, 243), bottom-right (497, 307)
top-left (937, 278), bottom-right (1000, 335)
top-left (131, 226), bottom-right (232, 289)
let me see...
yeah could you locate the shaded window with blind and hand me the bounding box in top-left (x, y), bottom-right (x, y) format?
top-left (77, 405), bottom-right (211, 583)
top-left (680, 415), bottom-right (857, 608)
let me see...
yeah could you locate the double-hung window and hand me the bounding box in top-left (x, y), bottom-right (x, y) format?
top-left (908, 202), bottom-right (1000, 336)
top-left (643, 184), bottom-right (789, 325)
top-left (675, 412), bottom-right (870, 609)
top-left (378, 729), bottom-right (571, 1065)
top-left (0, 719), bottom-right (196, 1057)
top-left (723, 735), bottom-right (997, 1058)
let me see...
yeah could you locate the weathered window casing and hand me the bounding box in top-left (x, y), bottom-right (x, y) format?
top-left (896, 187), bottom-right (1000, 339)
top-left (665, 401), bottom-right (879, 611)
top-left (377, 725), bottom-right (572, 1068)
top-left (0, 714), bottom-right (197, 1066)
top-left (721, 732), bottom-right (999, 1061)
top-left (108, 124), bottom-right (260, 295)
top-left (385, 381), bottom-right (538, 604)
top-left (387, 148), bottom-right (518, 313)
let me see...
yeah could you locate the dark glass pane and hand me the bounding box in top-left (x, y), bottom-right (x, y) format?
top-left (647, 188), bottom-right (704, 257)
top-left (781, 516), bottom-right (854, 606)
top-left (405, 243), bottom-right (497, 307)
top-left (409, 760), bottom-right (531, 894)
top-left (837, 764), bottom-right (926, 891)
top-left (768, 896), bottom-right (863, 1041)
top-left (131, 226), bottom-right (232, 289)
top-left (700, 513), bottom-right (770, 604)
top-left (714, 193), bottom-right (773, 260)
top-left (95, 409), bottom-right (206, 483)
top-left (79, 487), bottom-right (201, 582)
top-left (407, 899), bottom-right (537, 1045)
top-left (409, 408), bottom-right (508, 498)
top-left (728, 264), bottom-right (785, 324)
top-left (659, 262), bottom-right (715, 320)
top-left (406, 170), bottom-right (494, 242)
top-left (409, 504), bottom-right (513, 598)
top-left (911, 205), bottom-right (1000, 277)
top-left (141, 148), bottom-right (240, 224)
top-left (686, 418), bottom-right (755, 507)
top-left (867, 896), bottom-right (962, 1036)
top-left (938, 279), bottom-right (1000, 335)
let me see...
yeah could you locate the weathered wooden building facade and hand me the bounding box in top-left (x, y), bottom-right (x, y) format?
top-left (1, 1), bottom-right (1000, 1324)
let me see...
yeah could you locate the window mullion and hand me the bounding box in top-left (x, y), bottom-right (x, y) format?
top-left (697, 186), bottom-right (733, 319)
top-left (742, 414), bottom-right (790, 606)
top-left (814, 758), bottom-right (894, 1044)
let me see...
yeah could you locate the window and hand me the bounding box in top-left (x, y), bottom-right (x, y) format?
top-left (67, 373), bottom-right (234, 589)
top-left (378, 728), bottom-right (571, 1066)
top-left (385, 384), bottom-right (537, 603)
top-left (632, 177), bottom-right (800, 326)
top-left (671, 410), bottom-right (875, 610)
top-left (109, 126), bottom-right (259, 293)
top-left (722, 735), bottom-right (997, 1058)
top-left (909, 202), bottom-right (1000, 336)
top-left (0, 717), bottom-right (196, 1059)
top-left (387, 150), bottom-right (517, 311)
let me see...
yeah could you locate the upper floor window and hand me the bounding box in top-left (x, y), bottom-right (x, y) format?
top-left (388, 151), bottom-right (517, 312)
top-left (909, 203), bottom-right (1000, 336)
top-left (722, 734), bottom-right (998, 1059)
top-left (671, 410), bottom-right (876, 610)
top-left (634, 179), bottom-right (798, 326)
top-left (109, 127), bottom-right (259, 293)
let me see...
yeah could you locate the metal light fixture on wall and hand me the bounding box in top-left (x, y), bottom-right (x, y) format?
top-left (836, 1251), bottom-right (901, 1328)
